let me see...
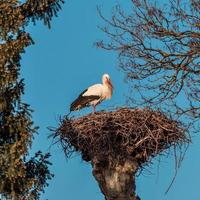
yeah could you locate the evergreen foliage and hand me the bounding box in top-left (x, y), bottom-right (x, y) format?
top-left (0, 0), bottom-right (64, 199)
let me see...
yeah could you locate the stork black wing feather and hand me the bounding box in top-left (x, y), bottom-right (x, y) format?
top-left (70, 89), bottom-right (100, 111)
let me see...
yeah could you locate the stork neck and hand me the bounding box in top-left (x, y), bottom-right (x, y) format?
top-left (102, 78), bottom-right (106, 85)
top-left (102, 78), bottom-right (109, 87)
top-left (103, 81), bottom-right (108, 87)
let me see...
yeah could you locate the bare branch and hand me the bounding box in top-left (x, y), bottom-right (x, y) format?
top-left (97, 0), bottom-right (200, 127)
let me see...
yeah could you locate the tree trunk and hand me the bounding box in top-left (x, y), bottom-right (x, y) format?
top-left (92, 158), bottom-right (140, 200)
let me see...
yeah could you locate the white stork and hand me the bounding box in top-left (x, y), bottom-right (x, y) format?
top-left (70, 74), bottom-right (113, 113)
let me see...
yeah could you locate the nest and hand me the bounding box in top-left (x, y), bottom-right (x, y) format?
top-left (52, 108), bottom-right (189, 166)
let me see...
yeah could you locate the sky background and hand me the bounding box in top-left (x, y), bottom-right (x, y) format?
top-left (20, 1), bottom-right (200, 200)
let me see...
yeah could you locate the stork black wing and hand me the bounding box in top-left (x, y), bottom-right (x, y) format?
top-left (70, 89), bottom-right (100, 111)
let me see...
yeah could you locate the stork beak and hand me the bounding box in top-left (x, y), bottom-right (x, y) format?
top-left (106, 77), bottom-right (113, 89)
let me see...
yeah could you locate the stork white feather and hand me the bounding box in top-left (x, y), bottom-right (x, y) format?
top-left (70, 74), bottom-right (113, 113)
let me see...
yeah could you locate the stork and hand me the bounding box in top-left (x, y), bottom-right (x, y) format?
top-left (70, 74), bottom-right (113, 113)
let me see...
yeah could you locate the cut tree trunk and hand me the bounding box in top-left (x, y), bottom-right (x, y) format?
top-left (92, 158), bottom-right (140, 200)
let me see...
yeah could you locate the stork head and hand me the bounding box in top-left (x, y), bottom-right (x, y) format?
top-left (102, 73), bottom-right (110, 81)
top-left (102, 73), bottom-right (113, 91)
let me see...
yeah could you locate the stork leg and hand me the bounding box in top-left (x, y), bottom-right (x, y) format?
top-left (92, 105), bottom-right (96, 114)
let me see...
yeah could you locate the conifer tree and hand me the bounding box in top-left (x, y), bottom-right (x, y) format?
top-left (0, 0), bottom-right (64, 199)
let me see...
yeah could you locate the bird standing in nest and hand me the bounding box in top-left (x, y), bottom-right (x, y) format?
top-left (70, 74), bottom-right (113, 113)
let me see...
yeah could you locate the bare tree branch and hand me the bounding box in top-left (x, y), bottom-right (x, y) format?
top-left (97, 0), bottom-right (200, 128)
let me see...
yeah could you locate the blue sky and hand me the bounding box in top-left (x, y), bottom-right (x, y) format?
top-left (21, 1), bottom-right (200, 199)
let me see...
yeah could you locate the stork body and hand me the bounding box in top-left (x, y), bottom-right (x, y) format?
top-left (70, 74), bottom-right (113, 113)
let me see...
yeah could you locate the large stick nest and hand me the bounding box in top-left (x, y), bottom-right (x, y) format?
top-left (52, 108), bottom-right (189, 166)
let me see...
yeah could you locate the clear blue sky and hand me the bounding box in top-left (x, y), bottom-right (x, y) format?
top-left (21, 1), bottom-right (200, 200)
